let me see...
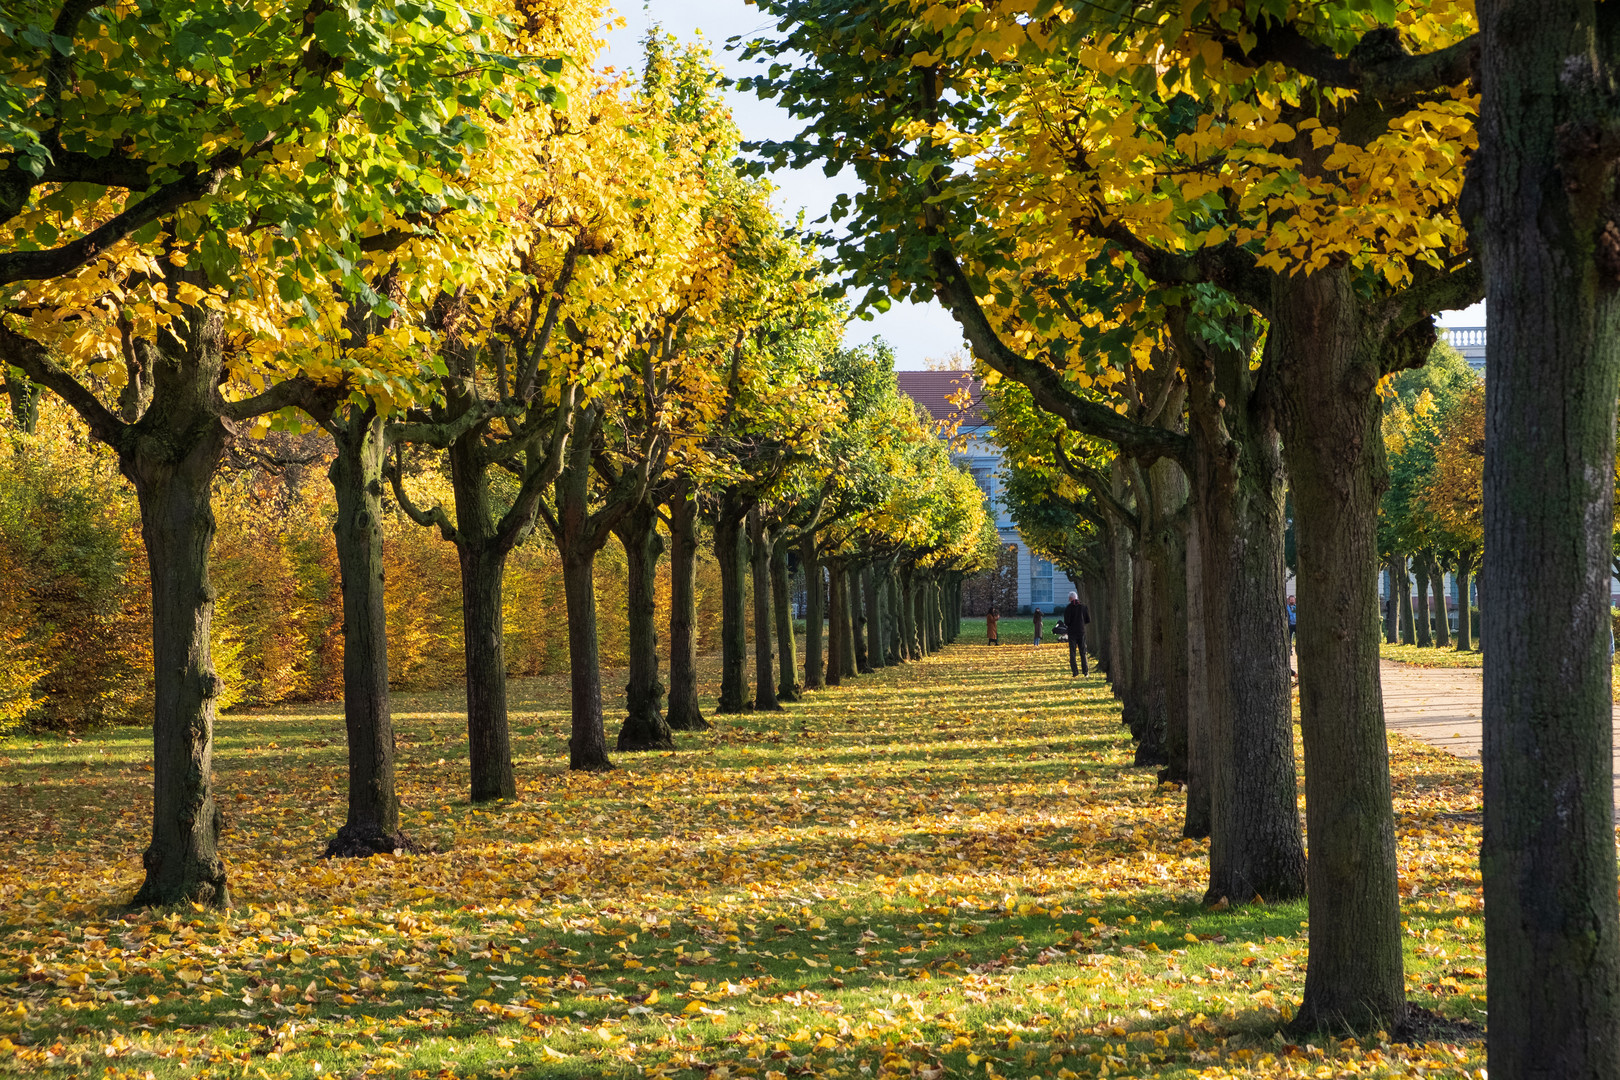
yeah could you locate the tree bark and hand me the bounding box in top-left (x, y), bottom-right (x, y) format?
top-left (1396, 554), bottom-right (1415, 644)
top-left (666, 482), bottom-right (708, 730)
top-left (550, 427), bottom-right (615, 772)
top-left (851, 564), bottom-right (871, 673)
top-left (560, 545), bottom-right (612, 770)
top-left (457, 540), bottom-right (518, 796)
top-left (1384, 560), bottom-right (1400, 644)
top-left (1454, 551), bottom-right (1474, 652)
top-left (1413, 554), bottom-right (1433, 646)
top-left (615, 498), bottom-right (674, 751)
top-left (841, 565), bottom-right (860, 677)
top-left (1183, 324), bottom-right (1304, 885)
top-left (894, 573), bottom-right (907, 660)
top-left (127, 412), bottom-right (231, 908)
top-left (749, 508), bottom-right (780, 710)
top-left (443, 412), bottom-right (526, 799)
top-left (714, 496), bottom-right (750, 713)
top-left (909, 571), bottom-right (927, 658)
top-left (1476, 1), bottom-right (1620, 1070)
top-left (1271, 264), bottom-right (1404, 1032)
top-left (771, 534), bottom-right (800, 702)
top-left (1429, 553), bottom-right (1451, 647)
top-left (1183, 516), bottom-right (1212, 839)
top-left (802, 535), bottom-right (825, 689)
top-left (825, 559), bottom-right (844, 687)
top-left (863, 565), bottom-right (884, 670)
top-left (323, 408), bottom-right (408, 856)
top-left (1153, 474), bottom-right (1190, 781)
top-left (1106, 519), bottom-right (1133, 698)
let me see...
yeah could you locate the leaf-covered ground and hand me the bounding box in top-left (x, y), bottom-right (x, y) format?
top-left (1379, 644), bottom-right (1482, 669)
top-left (0, 642), bottom-right (1488, 1078)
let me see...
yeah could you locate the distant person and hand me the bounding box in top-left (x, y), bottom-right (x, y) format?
top-left (1287, 594), bottom-right (1297, 647)
top-left (1032, 606), bottom-right (1043, 646)
top-left (986, 605), bottom-right (1000, 646)
top-left (1064, 591), bottom-right (1090, 676)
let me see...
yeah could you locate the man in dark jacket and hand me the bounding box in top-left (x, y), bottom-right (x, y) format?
top-left (1064, 591), bottom-right (1090, 676)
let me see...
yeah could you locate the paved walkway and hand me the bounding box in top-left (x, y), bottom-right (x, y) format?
top-left (1379, 658), bottom-right (1620, 812)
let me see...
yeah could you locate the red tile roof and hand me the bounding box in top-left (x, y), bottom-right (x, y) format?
top-left (895, 370), bottom-right (988, 428)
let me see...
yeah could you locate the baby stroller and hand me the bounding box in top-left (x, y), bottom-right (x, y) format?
top-left (1053, 620), bottom-right (1069, 644)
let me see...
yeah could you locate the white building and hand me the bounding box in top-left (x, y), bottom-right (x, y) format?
top-left (896, 371), bottom-right (1084, 614)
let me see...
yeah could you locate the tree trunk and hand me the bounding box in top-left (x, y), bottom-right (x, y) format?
top-left (1272, 264), bottom-right (1404, 1032)
top-left (851, 564), bottom-right (870, 673)
top-left (666, 482), bottom-right (708, 730)
top-left (802, 535), bottom-right (825, 689)
top-left (863, 565), bottom-right (884, 670)
top-left (1087, 573), bottom-right (1111, 678)
top-left (771, 535), bottom-right (799, 702)
top-left (886, 572), bottom-right (903, 662)
top-left (1429, 554), bottom-right (1451, 647)
top-left (127, 423), bottom-right (232, 909)
top-left (1154, 503), bottom-right (1190, 781)
top-left (457, 540), bottom-right (519, 796)
top-left (1455, 553), bottom-right (1474, 652)
top-left (1107, 521), bottom-right (1133, 698)
top-left (1125, 550), bottom-right (1154, 737)
top-left (1184, 353), bottom-right (1304, 883)
top-left (715, 498), bottom-right (750, 713)
top-left (1397, 554), bottom-right (1415, 644)
top-left (909, 572), bottom-right (927, 658)
top-left (825, 560), bottom-right (844, 687)
top-left (560, 545), bottom-right (612, 770)
top-left (1185, 396), bottom-right (1308, 880)
top-left (615, 498), bottom-right (673, 751)
top-left (323, 409), bottom-right (408, 856)
top-left (1414, 555), bottom-right (1433, 646)
top-left (841, 565), bottom-right (860, 677)
top-left (749, 508), bottom-right (780, 711)
top-left (1476, 1), bottom-right (1620, 1070)
top-left (1183, 515), bottom-right (1212, 839)
top-left (1384, 560), bottom-right (1400, 644)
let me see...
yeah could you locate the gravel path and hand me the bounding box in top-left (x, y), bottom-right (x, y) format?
top-left (1379, 658), bottom-right (1620, 814)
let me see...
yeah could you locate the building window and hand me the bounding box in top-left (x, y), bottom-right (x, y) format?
top-left (1031, 556), bottom-right (1054, 606)
top-left (970, 467), bottom-right (994, 503)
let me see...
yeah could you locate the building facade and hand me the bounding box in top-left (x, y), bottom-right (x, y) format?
top-left (895, 371), bottom-right (1085, 615)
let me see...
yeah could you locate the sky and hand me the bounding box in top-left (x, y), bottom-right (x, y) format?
top-left (600, 1), bottom-right (1486, 369)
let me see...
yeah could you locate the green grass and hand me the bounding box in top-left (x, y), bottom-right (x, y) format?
top-left (1380, 643), bottom-right (1483, 668)
top-left (0, 642), bottom-right (1487, 1078)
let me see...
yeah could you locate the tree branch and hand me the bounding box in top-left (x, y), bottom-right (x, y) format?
top-left (1218, 23), bottom-right (1477, 101)
top-left (927, 246), bottom-right (1191, 464)
top-left (0, 321), bottom-right (124, 444)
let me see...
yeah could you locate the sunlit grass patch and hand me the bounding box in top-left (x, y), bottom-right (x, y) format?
top-left (1380, 643), bottom-right (1482, 668)
top-left (0, 644), bottom-right (1486, 1078)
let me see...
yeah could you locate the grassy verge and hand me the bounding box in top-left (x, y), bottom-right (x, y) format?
top-left (1380, 643), bottom-right (1483, 669)
top-left (0, 642), bottom-right (1486, 1078)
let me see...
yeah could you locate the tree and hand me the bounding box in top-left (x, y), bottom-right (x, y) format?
top-left (0, 0), bottom-right (539, 905)
top-left (1474, 3), bottom-right (1620, 1069)
top-left (741, 0), bottom-right (1486, 1030)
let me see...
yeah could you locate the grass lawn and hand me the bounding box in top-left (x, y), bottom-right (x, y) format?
top-left (1379, 644), bottom-right (1483, 669)
top-left (0, 642), bottom-right (1487, 1078)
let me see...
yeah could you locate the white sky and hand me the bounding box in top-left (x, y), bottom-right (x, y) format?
top-left (600, 2), bottom-right (1486, 371)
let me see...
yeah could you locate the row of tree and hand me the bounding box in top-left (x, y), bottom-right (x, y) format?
top-left (744, 0), bottom-right (1620, 1068)
top-left (0, 1), bottom-right (994, 911)
top-left (1379, 348), bottom-right (1486, 651)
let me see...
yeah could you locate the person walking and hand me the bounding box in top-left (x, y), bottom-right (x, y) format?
top-left (986, 605), bottom-right (1000, 646)
top-left (1032, 606), bottom-right (1043, 646)
top-left (1286, 594), bottom-right (1297, 648)
top-left (1064, 591), bottom-right (1090, 676)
